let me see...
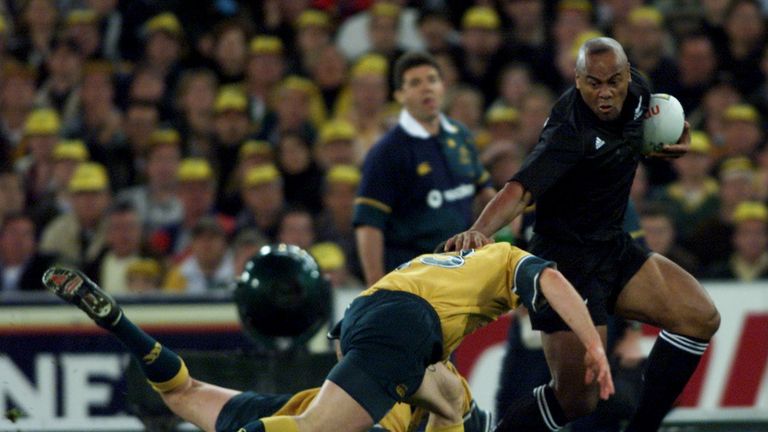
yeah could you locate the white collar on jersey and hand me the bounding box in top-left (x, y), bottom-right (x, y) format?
top-left (398, 109), bottom-right (458, 138)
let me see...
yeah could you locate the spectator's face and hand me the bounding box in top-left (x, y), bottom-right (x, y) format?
top-left (723, 120), bottom-right (762, 156)
top-left (461, 27), bottom-right (501, 56)
top-left (67, 23), bottom-right (101, 57)
top-left (27, 135), bottom-right (58, 162)
top-left (369, 15), bottom-right (398, 53)
top-left (351, 73), bottom-right (388, 113)
top-left (323, 182), bottom-right (356, 224)
top-left (71, 190), bottom-right (110, 227)
top-left (0, 173), bottom-right (25, 216)
top-left (47, 45), bottom-right (82, 84)
top-left (499, 67), bottom-right (531, 108)
top-left (214, 111), bottom-right (250, 145)
top-left (125, 106), bottom-right (159, 148)
top-left (446, 90), bottom-right (483, 130)
top-left (311, 46), bottom-right (346, 89)
top-left (576, 50), bottom-right (630, 121)
top-left (733, 220), bottom-right (767, 261)
top-left (146, 144), bottom-right (181, 189)
top-left (178, 180), bottom-right (215, 219)
top-left (1, 76), bottom-right (36, 111)
top-left (553, 10), bottom-right (591, 47)
top-left (86, 0), bottom-right (118, 15)
top-left (146, 32), bottom-right (181, 67)
top-left (640, 215), bottom-right (675, 254)
top-left (52, 159), bottom-right (80, 189)
top-left (276, 89), bottom-right (310, 130)
top-left (720, 175), bottom-right (756, 209)
top-left (179, 75), bottom-right (216, 114)
top-left (672, 152), bottom-right (712, 180)
top-left (242, 182), bottom-right (283, 215)
top-left (297, 26), bottom-right (331, 54)
top-left (418, 15), bottom-right (453, 52)
top-left (395, 65), bottom-right (444, 123)
top-left (277, 212), bottom-right (314, 249)
top-left (107, 210), bottom-right (142, 257)
top-left (247, 53), bottom-right (285, 86)
top-left (278, 135), bottom-right (311, 174)
top-left (129, 72), bottom-right (165, 104)
top-left (519, 94), bottom-right (552, 149)
top-left (81, 72), bottom-right (114, 109)
top-left (629, 20), bottom-right (664, 55)
top-left (725, 1), bottom-right (765, 46)
top-left (503, 0), bottom-right (543, 28)
top-left (214, 27), bottom-right (247, 74)
top-left (24, 0), bottom-right (58, 31)
top-left (678, 38), bottom-right (717, 86)
top-left (191, 232), bottom-right (227, 268)
top-left (316, 140), bottom-right (355, 169)
top-left (0, 218), bottom-right (35, 265)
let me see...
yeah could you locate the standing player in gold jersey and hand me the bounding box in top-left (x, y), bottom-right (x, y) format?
top-left (248, 242), bottom-right (612, 432)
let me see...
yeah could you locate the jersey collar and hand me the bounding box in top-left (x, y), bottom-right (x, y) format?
top-left (398, 109), bottom-right (458, 138)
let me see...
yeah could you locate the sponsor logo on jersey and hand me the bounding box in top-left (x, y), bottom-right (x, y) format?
top-left (595, 136), bottom-right (605, 150)
top-left (417, 161), bottom-right (432, 176)
top-left (426, 184), bottom-right (475, 208)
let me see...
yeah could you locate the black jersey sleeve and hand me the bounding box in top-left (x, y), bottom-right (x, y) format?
top-left (511, 119), bottom-right (583, 199)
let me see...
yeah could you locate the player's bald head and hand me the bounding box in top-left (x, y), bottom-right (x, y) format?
top-left (575, 37), bottom-right (628, 74)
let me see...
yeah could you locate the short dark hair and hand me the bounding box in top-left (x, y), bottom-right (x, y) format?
top-left (393, 51), bottom-right (442, 90)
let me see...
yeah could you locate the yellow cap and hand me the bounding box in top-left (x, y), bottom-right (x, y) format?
top-left (178, 158), bottom-right (213, 182)
top-left (724, 104), bottom-right (760, 123)
top-left (485, 106), bottom-right (520, 124)
top-left (310, 242), bottom-right (346, 271)
top-left (326, 165), bottom-right (361, 185)
top-left (279, 75), bottom-right (317, 95)
top-left (239, 140), bottom-right (273, 159)
top-left (23, 108), bottom-right (61, 136)
top-left (66, 9), bottom-right (98, 26)
top-left (68, 162), bottom-right (109, 192)
top-left (243, 164), bottom-right (281, 187)
top-left (249, 35), bottom-right (284, 55)
top-left (53, 139), bottom-right (89, 162)
top-left (351, 53), bottom-right (389, 79)
top-left (719, 157), bottom-right (754, 179)
top-left (320, 119), bottom-right (356, 145)
top-left (628, 6), bottom-right (663, 26)
top-left (214, 86), bottom-right (248, 113)
top-left (558, 0), bottom-right (593, 13)
top-left (371, 2), bottom-right (400, 18)
top-left (688, 131), bottom-right (712, 154)
top-left (145, 12), bottom-right (183, 37)
top-left (148, 128), bottom-right (181, 148)
top-left (461, 6), bottom-right (500, 30)
top-left (295, 9), bottom-right (331, 29)
top-left (126, 258), bottom-right (162, 278)
top-left (733, 201), bottom-right (768, 223)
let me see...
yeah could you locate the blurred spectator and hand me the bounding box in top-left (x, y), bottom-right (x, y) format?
top-left (0, 168), bottom-right (26, 226)
top-left (335, 0), bottom-right (424, 60)
top-left (706, 201), bottom-right (768, 281)
top-left (221, 139), bottom-right (274, 215)
top-left (258, 75), bottom-right (322, 145)
top-left (493, 63), bottom-right (533, 111)
top-left (174, 68), bottom-right (217, 156)
top-left (444, 85), bottom-right (485, 140)
top-left (292, 9), bottom-right (333, 76)
top-left (452, 6), bottom-right (503, 104)
top-left (116, 128), bottom-right (183, 236)
top-left (481, 140), bottom-right (523, 191)
top-left (276, 131), bottom-right (324, 214)
top-left (29, 139), bottom-right (90, 230)
top-left (140, 12), bottom-right (185, 90)
top-left (63, 9), bottom-right (103, 60)
top-left (0, 62), bottom-right (37, 157)
top-left (169, 158), bottom-right (235, 259)
top-left (317, 165), bottom-right (362, 279)
top-left (231, 229), bottom-right (265, 276)
top-left (65, 61), bottom-right (123, 152)
top-left (639, 203), bottom-right (700, 276)
top-left (109, 100), bottom-right (160, 190)
top-left (674, 32), bottom-right (719, 114)
top-left (308, 44), bottom-right (347, 113)
top-left (276, 206), bottom-right (316, 250)
top-left (688, 80), bottom-right (742, 152)
top-left (501, 0), bottom-right (546, 50)
top-left (655, 131), bottom-right (719, 246)
top-left (0, 212), bottom-right (56, 293)
top-left (719, 0), bottom-right (766, 97)
top-left (125, 258), bottom-right (163, 293)
top-left (244, 35), bottom-right (286, 128)
top-left (126, 66), bottom-right (168, 117)
top-left (236, 164), bottom-right (285, 242)
top-left (625, 6), bottom-right (679, 95)
top-left (85, 0), bottom-right (123, 62)
top-left (15, 108), bottom-right (61, 203)
top-left (366, 1), bottom-right (407, 67)
top-left (163, 216), bottom-right (235, 292)
top-left (550, 0), bottom-right (596, 91)
top-left (211, 85), bottom-right (252, 201)
top-left (11, 0), bottom-right (60, 67)
top-left (686, 157), bottom-right (758, 267)
top-left (314, 118), bottom-right (357, 170)
top-left (35, 37), bottom-right (84, 125)
top-left (208, 18), bottom-right (250, 85)
top-left (717, 104), bottom-right (764, 161)
top-left (336, 54), bottom-right (393, 163)
top-left (485, 105), bottom-right (521, 145)
top-left (416, 10), bottom-right (456, 54)
top-left (39, 162), bottom-right (111, 267)
top-left (518, 85), bottom-right (555, 154)
top-left (84, 200), bottom-right (144, 293)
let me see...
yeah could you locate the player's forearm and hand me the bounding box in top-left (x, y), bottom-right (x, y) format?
top-left (539, 269), bottom-right (603, 351)
top-left (470, 182), bottom-right (530, 237)
top-left (355, 225), bottom-right (385, 287)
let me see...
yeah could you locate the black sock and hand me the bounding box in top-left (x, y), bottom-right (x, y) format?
top-left (110, 313), bottom-right (188, 392)
top-left (625, 330), bottom-right (709, 432)
top-left (495, 384), bottom-right (567, 432)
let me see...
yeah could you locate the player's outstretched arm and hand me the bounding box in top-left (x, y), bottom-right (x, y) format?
top-left (445, 181), bottom-right (531, 251)
top-left (538, 268), bottom-right (615, 400)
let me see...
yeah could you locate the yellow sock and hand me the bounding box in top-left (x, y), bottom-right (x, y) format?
top-left (262, 416), bottom-right (299, 432)
top-left (426, 421), bottom-right (464, 432)
top-left (148, 359), bottom-right (189, 393)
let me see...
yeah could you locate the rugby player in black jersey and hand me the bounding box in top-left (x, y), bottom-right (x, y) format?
top-left (447, 37), bottom-right (719, 432)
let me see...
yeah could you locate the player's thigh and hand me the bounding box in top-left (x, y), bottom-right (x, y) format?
top-left (407, 362), bottom-right (465, 426)
top-left (297, 379), bottom-right (374, 432)
top-left (615, 253), bottom-right (719, 338)
top-left (542, 327), bottom-right (607, 416)
top-left (160, 379), bottom-right (240, 432)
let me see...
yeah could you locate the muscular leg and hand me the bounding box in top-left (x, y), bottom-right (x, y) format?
top-left (408, 362), bottom-right (465, 431)
top-left (161, 379), bottom-right (240, 432)
top-left (615, 254), bottom-right (720, 431)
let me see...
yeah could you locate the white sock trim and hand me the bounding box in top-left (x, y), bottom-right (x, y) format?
top-left (534, 385), bottom-right (562, 431)
top-left (659, 330), bottom-right (708, 355)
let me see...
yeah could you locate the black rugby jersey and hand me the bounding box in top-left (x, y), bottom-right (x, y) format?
top-left (512, 69), bottom-right (652, 243)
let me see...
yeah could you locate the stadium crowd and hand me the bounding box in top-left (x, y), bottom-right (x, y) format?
top-left (1, 0), bottom-right (768, 299)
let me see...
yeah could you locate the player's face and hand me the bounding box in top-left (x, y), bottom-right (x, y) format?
top-left (575, 51), bottom-right (630, 121)
top-left (395, 65), bottom-right (444, 123)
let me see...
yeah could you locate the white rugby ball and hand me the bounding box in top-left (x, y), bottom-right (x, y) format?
top-left (642, 93), bottom-right (685, 154)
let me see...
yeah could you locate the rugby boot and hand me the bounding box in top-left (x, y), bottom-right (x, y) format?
top-left (43, 266), bottom-right (123, 328)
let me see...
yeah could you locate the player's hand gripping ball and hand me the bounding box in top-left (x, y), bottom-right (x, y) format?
top-left (642, 93), bottom-right (685, 154)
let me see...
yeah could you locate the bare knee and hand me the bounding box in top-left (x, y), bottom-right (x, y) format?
top-left (671, 284), bottom-right (721, 339)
